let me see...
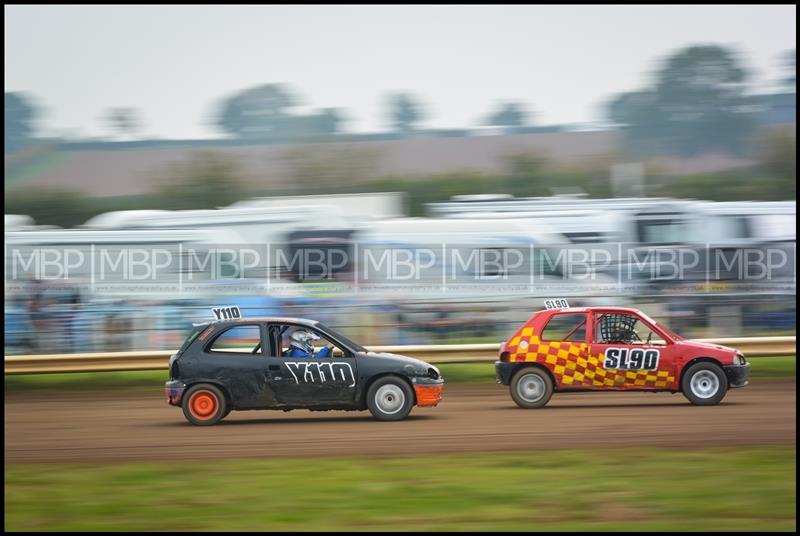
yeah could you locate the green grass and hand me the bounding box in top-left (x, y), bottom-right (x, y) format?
top-left (747, 356), bottom-right (797, 379)
top-left (4, 446), bottom-right (795, 531)
top-left (4, 356), bottom-right (795, 392)
top-left (4, 370), bottom-right (167, 392)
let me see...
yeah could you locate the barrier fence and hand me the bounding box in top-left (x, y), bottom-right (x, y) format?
top-left (4, 336), bottom-right (795, 375)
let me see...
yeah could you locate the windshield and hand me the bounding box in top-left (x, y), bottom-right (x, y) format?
top-left (653, 321), bottom-right (683, 341)
top-left (638, 311), bottom-right (683, 341)
top-left (316, 322), bottom-right (368, 353)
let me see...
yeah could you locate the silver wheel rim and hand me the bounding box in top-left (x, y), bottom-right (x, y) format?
top-left (517, 374), bottom-right (546, 403)
top-left (375, 384), bottom-right (405, 415)
top-left (690, 370), bottom-right (720, 399)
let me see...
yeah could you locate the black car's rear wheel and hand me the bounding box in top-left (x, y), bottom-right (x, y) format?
top-left (182, 384), bottom-right (227, 426)
top-left (367, 376), bottom-right (414, 421)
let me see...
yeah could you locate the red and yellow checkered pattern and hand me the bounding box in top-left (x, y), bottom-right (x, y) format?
top-left (506, 326), bottom-right (675, 389)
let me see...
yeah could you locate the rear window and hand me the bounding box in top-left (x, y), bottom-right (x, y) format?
top-left (208, 325), bottom-right (262, 354)
top-left (178, 325), bottom-right (207, 353)
top-left (541, 313), bottom-right (587, 342)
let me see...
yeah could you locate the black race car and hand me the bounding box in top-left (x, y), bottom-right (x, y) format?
top-left (165, 316), bottom-right (444, 425)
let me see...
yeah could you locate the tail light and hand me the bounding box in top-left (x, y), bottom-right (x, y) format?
top-left (169, 353), bottom-right (180, 378)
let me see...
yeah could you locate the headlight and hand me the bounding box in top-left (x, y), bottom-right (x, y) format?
top-left (404, 364), bottom-right (441, 380)
top-left (735, 353), bottom-right (746, 365)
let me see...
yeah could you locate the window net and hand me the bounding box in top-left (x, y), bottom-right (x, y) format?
top-left (598, 314), bottom-right (638, 344)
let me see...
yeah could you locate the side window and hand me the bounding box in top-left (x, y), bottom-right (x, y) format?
top-left (275, 325), bottom-right (345, 358)
top-left (541, 313), bottom-right (587, 342)
top-left (594, 314), bottom-right (666, 346)
top-left (207, 325), bottom-right (262, 354)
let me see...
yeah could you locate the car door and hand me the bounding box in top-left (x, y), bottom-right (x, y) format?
top-left (200, 322), bottom-right (277, 409)
top-left (535, 312), bottom-right (592, 390)
top-left (266, 323), bottom-right (359, 407)
top-left (589, 311), bottom-right (677, 390)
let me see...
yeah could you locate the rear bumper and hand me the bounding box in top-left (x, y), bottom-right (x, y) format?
top-left (413, 381), bottom-right (444, 407)
top-left (723, 363), bottom-right (750, 388)
top-left (495, 361), bottom-right (514, 385)
top-left (165, 380), bottom-right (186, 406)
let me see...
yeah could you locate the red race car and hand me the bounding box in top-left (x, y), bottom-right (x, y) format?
top-left (495, 301), bottom-right (750, 408)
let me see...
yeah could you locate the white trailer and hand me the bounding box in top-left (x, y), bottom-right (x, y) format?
top-left (428, 195), bottom-right (796, 245)
top-left (227, 192), bottom-right (406, 221)
top-left (82, 205), bottom-right (351, 245)
top-left (353, 217), bottom-right (619, 303)
top-left (4, 228), bottom-right (227, 299)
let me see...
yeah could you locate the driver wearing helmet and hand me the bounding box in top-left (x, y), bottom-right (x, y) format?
top-left (599, 315), bottom-right (639, 344)
top-left (283, 330), bottom-right (332, 358)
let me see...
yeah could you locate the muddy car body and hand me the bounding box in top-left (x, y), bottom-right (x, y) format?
top-left (166, 317), bottom-right (443, 425)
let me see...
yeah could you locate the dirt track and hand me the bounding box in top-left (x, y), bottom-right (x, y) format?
top-left (5, 382), bottom-right (795, 464)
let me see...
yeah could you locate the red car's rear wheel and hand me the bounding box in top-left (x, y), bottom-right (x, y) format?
top-left (510, 367), bottom-right (554, 409)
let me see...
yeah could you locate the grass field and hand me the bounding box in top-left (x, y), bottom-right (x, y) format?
top-left (4, 356), bottom-right (795, 392)
top-left (4, 446), bottom-right (795, 531)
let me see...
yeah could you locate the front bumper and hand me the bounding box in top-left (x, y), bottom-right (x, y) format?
top-left (412, 378), bottom-right (444, 407)
top-left (165, 380), bottom-right (186, 406)
top-left (723, 363), bottom-right (750, 388)
top-left (495, 361), bottom-right (514, 385)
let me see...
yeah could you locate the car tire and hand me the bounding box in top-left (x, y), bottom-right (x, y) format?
top-left (182, 384), bottom-right (227, 426)
top-left (510, 367), bottom-right (554, 409)
top-left (367, 376), bottom-right (414, 421)
top-left (682, 362), bottom-right (728, 406)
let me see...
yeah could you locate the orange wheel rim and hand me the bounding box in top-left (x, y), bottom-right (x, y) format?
top-left (189, 390), bottom-right (218, 420)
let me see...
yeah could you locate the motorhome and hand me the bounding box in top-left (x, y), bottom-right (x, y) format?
top-left (82, 205), bottom-right (357, 281)
top-left (227, 192), bottom-right (406, 221)
top-left (429, 195), bottom-right (796, 243)
top-left (354, 216), bottom-right (618, 301)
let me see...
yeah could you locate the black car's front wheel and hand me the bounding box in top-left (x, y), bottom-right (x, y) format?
top-left (367, 376), bottom-right (414, 421)
top-left (182, 384), bottom-right (227, 426)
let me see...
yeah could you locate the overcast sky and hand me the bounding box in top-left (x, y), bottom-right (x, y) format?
top-left (5, 5), bottom-right (797, 139)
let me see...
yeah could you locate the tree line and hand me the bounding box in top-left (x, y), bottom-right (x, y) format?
top-left (4, 45), bottom-right (796, 158)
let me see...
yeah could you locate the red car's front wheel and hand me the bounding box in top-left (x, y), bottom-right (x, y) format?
top-left (682, 362), bottom-right (728, 406)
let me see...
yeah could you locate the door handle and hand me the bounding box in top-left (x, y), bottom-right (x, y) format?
top-left (268, 365), bottom-right (281, 371)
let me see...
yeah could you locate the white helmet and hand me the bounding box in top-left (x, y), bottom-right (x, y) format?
top-left (289, 330), bottom-right (320, 353)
